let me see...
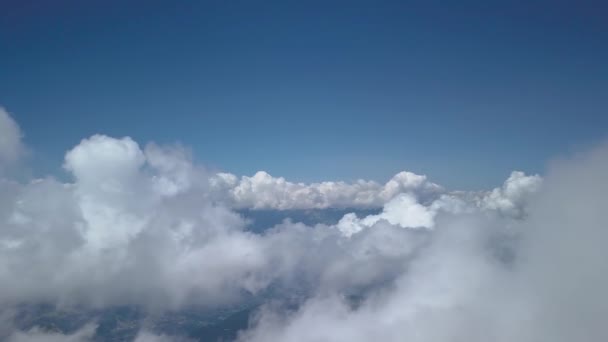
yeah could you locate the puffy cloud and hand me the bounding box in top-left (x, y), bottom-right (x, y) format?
top-left (237, 143), bottom-right (608, 342)
top-left (7, 107), bottom-right (603, 342)
top-left (0, 134), bottom-right (261, 310)
top-left (238, 215), bottom-right (515, 342)
top-left (145, 143), bottom-right (210, 197)
top-left (210, 168), bottom-right (542, 215)
top-left (64, 135), bottom-right (145, 185)
top-left (336, 194), bottom-right (436, 237)
top-left (379, 171), bottom-right (442, 202)
top-left (0, 129), bottom-right (536, 312)
top-left (0, 108), bottom-right (25, 171)
top-left (211, 170), bottom-right (443, 210)
top-left (478, 171), bottom-right (542, 217)
top-left (0, 132), bottom-right (540, 308)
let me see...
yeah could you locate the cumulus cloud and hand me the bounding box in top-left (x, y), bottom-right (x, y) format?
top-left (210, 170), bottom-right (443, 210)
top-left (3, 107), bottom-right (605, 341)
top-left (0, 129), bottom-right (540, 307)
top-left (0, 108), bottom-right (25, 171)
top-left (336, 194), bottom-right (436, 236)
top-left (208, 167), bottom-right (542, 214)
top-left (1, 134), bottom-right (256, 310)
top-left (237, 143), bottom-right (608, 342)
top-left (478, 170), bottom-right (543, 217)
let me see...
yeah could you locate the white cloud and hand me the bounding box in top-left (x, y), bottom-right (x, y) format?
top-left (64, 134), bottom-right (146, 189)
top-left (0, 134), bottom-right (261, 310)
top-left (337, 193), bottom-right (436, 237)
top-left (133, 331), bottom-right (194, 342)
top-left (210, 170), bottom-right (443, 210)
top-left (237, 142), bottom-right (608, 342)
top-left (0, 108), bottom-right (25, 172)
top-left (209, 167), bottom-right (542, 214)
top-left (0, 128), bottom-right (543, 313)
top-left (5, 107), bottom-right (605, 341)
top-left (478, 171), bottom-right (542, 217)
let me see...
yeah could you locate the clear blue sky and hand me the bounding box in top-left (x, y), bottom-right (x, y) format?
top-left (1, 0), bottom-right (607, 189)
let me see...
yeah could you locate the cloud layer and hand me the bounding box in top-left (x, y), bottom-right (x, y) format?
top-left (211, 170), bottom-right (444, 210)
top-left (0, 108), bottom-right (25, 172)
top-left (238, 142), bottom-right (608, 342)
top-left (1, 109), bottom-right (605, 341)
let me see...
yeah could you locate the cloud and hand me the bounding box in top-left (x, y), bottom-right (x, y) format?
top-left (0, 108), bottom-right (25, 172)
top-left (4, 107), bottom-right (603, 341)
top-left (210, 170), bottom-right (443, 210)
top-left (478, 170), bottom-right (543, 217)
top-left (237, 143), bottom-right (608, 342)
top-left (0, 129), bottom-right (538, 311)
top-left (208, 167), bottom-right (543, 214)
top-left (64, 134), bottom-right (146, 186)
top-left (0, 134), bottom-right (263, 310)
top-left (6, 324), bottom-right (97, 342)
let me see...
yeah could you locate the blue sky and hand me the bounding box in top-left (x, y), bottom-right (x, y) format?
top-left (1, 0), bottom-right (607, 189)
